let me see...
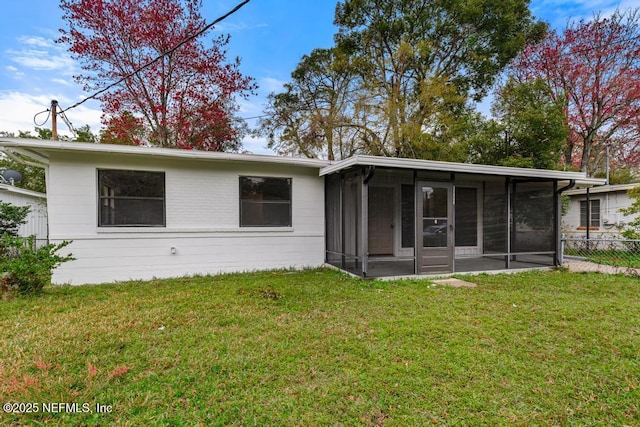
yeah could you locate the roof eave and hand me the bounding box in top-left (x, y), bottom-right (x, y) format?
top-left (320, 155), bottom-right (605, 186)
top-left (0, 138), bottom-right (330, 169)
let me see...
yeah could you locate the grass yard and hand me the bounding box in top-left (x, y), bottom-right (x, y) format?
top-left (0, 268), bottom-right (639, 426)
top-left (586, 251), bottom-right (640, 269)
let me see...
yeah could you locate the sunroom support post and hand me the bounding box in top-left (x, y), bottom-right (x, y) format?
top-left (553, 180), bottom-right (559, 266)
top-left (505, 177), bottom-right (511, 269)
top-left (361, 167), bottom-right (374, 277)
top-left (556, 179), bottom-right (575, 266)
top-left (340, 173), bottom-right (346, 270)
top-left (586, 187), bottom-right (591, 255)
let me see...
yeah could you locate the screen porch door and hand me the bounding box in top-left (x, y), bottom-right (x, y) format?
top-left (416, 181), bottom-right (454, 274)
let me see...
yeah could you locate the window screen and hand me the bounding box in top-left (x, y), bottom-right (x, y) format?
top-left (240, 177), bottom-right (292, 227)
top-left (455, 187), bottom-right (478, 247)
top-left (98, 170), bottom-right (165, 227)
top-left (580, 200), bottom-right (600, 228)
top-left (401, 184), bottom-right (415, 248)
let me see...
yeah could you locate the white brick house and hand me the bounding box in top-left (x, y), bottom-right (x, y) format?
top-left (0, 139), bottom-right (603, 284)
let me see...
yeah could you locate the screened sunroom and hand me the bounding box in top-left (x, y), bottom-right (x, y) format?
top-left (323, 156), bottom-right (603, 278)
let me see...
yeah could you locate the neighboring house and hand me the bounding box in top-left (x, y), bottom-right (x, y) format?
top-left (562, 183), bottom-right (640, 239)
top-left (0, 182), bottom-right (48, 242)
top-left (0, 139), bottom-right (603, 285)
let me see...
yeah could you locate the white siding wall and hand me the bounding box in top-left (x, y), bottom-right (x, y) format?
top-left (47, 152), bottom-right (325, 285)
top-left (0, 187), bottom-right (48, 241)
top-left (562, 190), bottom-right (640, 238)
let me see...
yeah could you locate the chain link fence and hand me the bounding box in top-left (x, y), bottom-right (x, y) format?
top-left (562, 238), bottom-right (640, 276)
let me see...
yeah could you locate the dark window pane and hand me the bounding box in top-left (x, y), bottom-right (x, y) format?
top-left (422, 187), bottom-right (447, 218)
top-left (580, 200), bottom-right (600, 228)
top-left (591, 200), bottom-right (600, 227)
top-left (401, 184), bottom-right (414, 248)
top-left (101, 199), bottom-right (165, 226)
top-left (455, 187), bottom-right (478, 247)
top-left (98, 170), bottom-right (165, 227)
top-left (100, 170), bottom-right (164, 198)
top-left (240, 177), bottom-right (291, 227)
top-left (423, 219), bottom-right (448, 247)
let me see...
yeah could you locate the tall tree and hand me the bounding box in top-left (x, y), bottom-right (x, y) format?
top-left (264, 0), bottom-right (545, 160)
top-left (335, 0), bottom-right (545, 158)
top-left (58, 0), bottom-right (256, 151)
top-left (260, 48), bottom-right (370, 160)
top-left (467, 78), bottom-right (567, 169)
top-left (509, 9), bottom-right (640, 176)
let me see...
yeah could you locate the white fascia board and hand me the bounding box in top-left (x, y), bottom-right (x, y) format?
top-left (0, 183), bottom-right (46, 199)
top-left (320, 154), bottom-right (606, 186)
top-left (0, 138), bottom-right (330, 169)
top-left (563, 183), bottom-right (640, 196)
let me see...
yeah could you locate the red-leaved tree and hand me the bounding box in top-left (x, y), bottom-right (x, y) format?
top-left (509, 9), bottom-right (640, 176)
top-left (58, 0), bottom-right (256, 150)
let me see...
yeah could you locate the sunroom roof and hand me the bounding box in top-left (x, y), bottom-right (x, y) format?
top-left (319, 155), bottom-right (605, 187)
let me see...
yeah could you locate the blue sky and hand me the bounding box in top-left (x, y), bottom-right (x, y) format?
top-left (0, 0), bottom-right (636, 154)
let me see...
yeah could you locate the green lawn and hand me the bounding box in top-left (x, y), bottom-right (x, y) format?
top-left (1, 269), bottom-right (638, 425)
top-left (586, 251), bottom-right (640, 269)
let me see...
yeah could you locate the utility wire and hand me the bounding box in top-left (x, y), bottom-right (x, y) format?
top-left (33, 109), bottom-right (51, 127)
top-left (58, 108), bottom-right (77, 137)
top-left (240, 114), bottom-right (270, 120)
top-left (60, 0), bottom-right (251, 113)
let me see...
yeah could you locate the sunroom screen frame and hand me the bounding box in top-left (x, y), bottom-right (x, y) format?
top-left (323, 157), bottom-right (603, 278)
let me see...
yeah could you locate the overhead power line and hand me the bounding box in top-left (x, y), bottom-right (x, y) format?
top-left (60, 0), bottom-right (251, 114)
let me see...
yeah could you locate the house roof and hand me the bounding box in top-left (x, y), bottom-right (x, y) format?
top-left (563, 182), bottom-right (640, 196)
top-left (0, 138), bottom-right (606, 188)
top-left (0, 138), bottom-right (330, 169)
top-left (0, 183), bottom-right (46, 200)
top-left (319, 154), bottom-right (605, 187)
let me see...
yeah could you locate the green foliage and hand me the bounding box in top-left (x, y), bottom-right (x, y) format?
top-left (73, 124), bottom-right (98, 143)
top-left (467, 78), bottom-right (567, 169)
top-left (0, 155), bottom-right (46, 194)
top-left (264, 0), bottom-right (545, 160)
top-left (0, 235), bottom-right (74, 294)
top-left (620, 187), bottom-right (640, 242)
top-left (593, 168), bottom-right (638, 185)
top-left (0, 201), bottom-right (30, 237)
top-left (0, 127), bottom-right (54, 193)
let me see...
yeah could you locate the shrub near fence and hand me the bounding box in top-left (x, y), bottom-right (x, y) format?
top-left (562, 238), bottom-right (640, 270)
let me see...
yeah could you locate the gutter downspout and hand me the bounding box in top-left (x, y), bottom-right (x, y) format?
top-left (556, 179), bottom-right (576, 266)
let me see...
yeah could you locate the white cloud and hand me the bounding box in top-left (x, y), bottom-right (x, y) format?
top-left (6, 34), bottom-right (77, 75)
top-left (241, 134), bottom-right (273, 155)
top-left (0, 91), bottom-right (102, 137)
top-left (213, 21), bottom-right (268, 33)
top-left (5, 65), bottom-right (24, 78)
top-left (17, 36), bottom-right (54, 48)
top-left (51, 78), bottom-right (73, 87)
top-left (7, 48), bottom-right (77, 74)
top-left (532, 0), bottom-right (640, 27)
top-left (260, 77), bottom-right (286, 94)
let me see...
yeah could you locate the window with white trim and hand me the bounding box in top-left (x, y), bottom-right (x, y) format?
top-left (98, 169), bottom-right (165, 227)
top-left (239, 176), bottom-right (291, 227)
top-left (579, 199), bottom-right (600, 228)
